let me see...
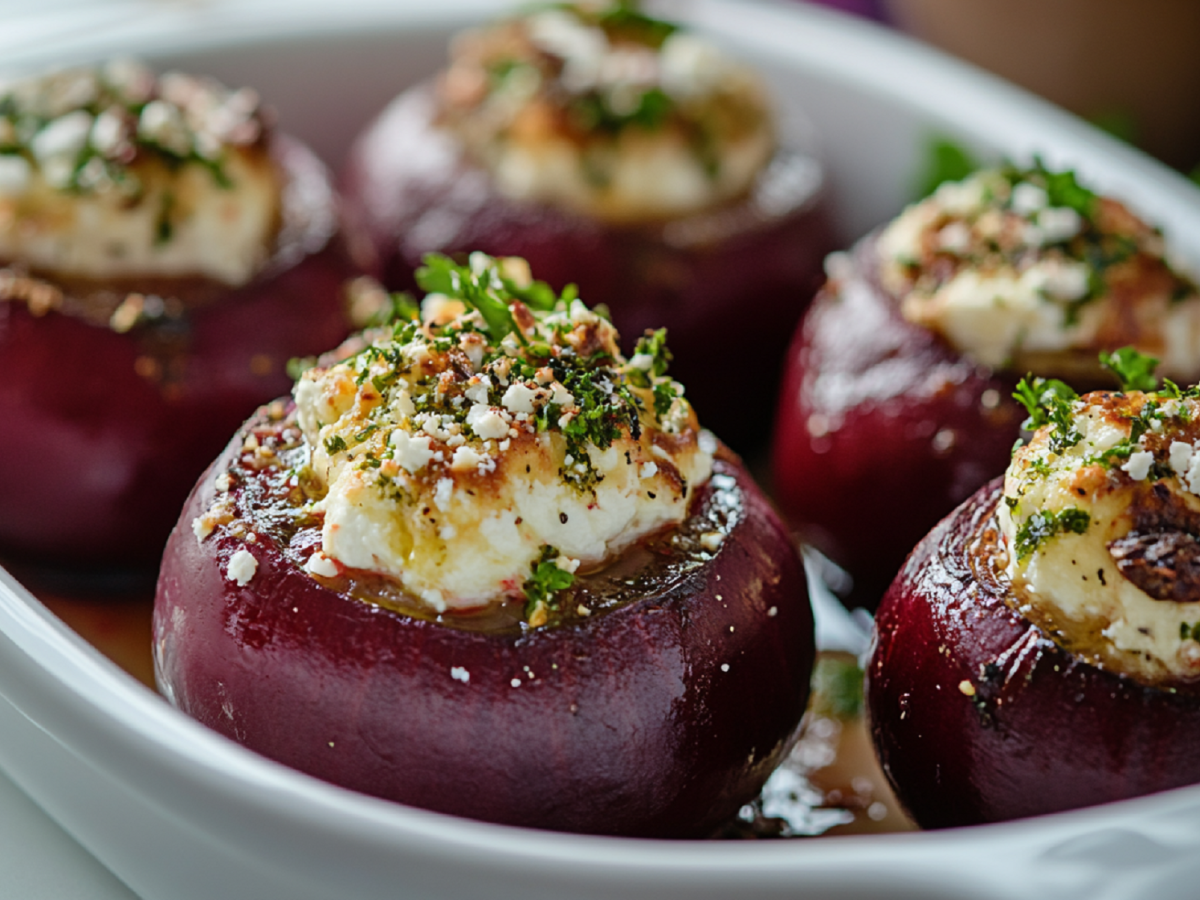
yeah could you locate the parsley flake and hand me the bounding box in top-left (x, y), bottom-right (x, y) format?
top-left (1100, 346), bottom-right (1160, 393)
top-left (1013, 375), bottom-right (1080, 451)
top-left (1014, 507), bottom-right (1091, 559)
top-left (523, 545), bottom-right (576, 621)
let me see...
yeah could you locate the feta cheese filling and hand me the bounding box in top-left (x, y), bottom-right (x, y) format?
top-left (437, 3), bottom-right (774, 222)
top-left (1000, 380), bottom-right (1200, 685)
top-left (877, 164), bottom-right (1200, 379)
top-left (0, 60), bottom-right (279, 285)
top-left (293, 253), bottom-right (713, 615)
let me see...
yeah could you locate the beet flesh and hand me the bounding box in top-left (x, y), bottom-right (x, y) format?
top-left (154, 407), bottom-right (815, 837)
top-left (0, 136), bottom-right (355, 568)
top-left (867, 478), bottom-right (1200, 828)
top-left (770, 238), bottom-right (1024, 610)
top-left (339, 85), bottom-right (836, 450)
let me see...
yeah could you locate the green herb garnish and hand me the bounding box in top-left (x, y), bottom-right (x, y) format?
top-left (595, 0), bottom-right (678, 47)
top-left (1014, 507), bottom-right (1091, 558)
top-left (1024, 156), bottom-right (1098, 219)
top-left (1100, 346), bottom-right (1161, 393)
top-left (1013, 375), bottom-right (1081, 452)
top-left (915, 135), bottom-right (979, 199)
top-left (414, 253), bottom-right (579, 344)
top-left (626, 327), bottom-right (672, 390)
top-left (522, 544), bottom-right (576, 620)
top-left (324, 435), bottom-right (347, 455)
top-left (809, 655), bottom-right (864, 720)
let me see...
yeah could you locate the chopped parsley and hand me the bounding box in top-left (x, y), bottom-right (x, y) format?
top-left (415, 253), bottom-right (577, 345)
top-left (324, 435), bottom-right (347, 455)
top-left (1014, 507), bottom-right (1091, 559)
top-left (1013, 375), bottom-right (1080, 452)
top-left (1100, 346), bottom-right (1161, 393)
top-left (914, 135), bottom-right (979, 199)
top-left (594, 0), bottom-right (679, 47)
top-left (522, 544), bottom-right (576, 620)
top-left (336, 253), bottom-right (679, 492)
top-left (629, 328), bottom-right (672, 382)
top-left (1005, 157), bottom-right (1098, 219)
top-left (0, 62), bottom-right (253, 198)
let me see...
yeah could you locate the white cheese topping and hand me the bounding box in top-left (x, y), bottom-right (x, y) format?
top-left (294, 253), bottom-right (712, 612)
top-left (226, 548), bottom-right (258, 586)
top-left (438, 5), bottom-right (774, 222)
top-left (878, 165), bottom-right (1200, 378)
top-left (1000, 388), bottom-right (1200, 684)
top-left (0, 60), bottom-right (279, 285)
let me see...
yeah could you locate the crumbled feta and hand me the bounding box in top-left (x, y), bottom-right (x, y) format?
top-left (1037, 206), bottom-right (1083, 243)
top-left (1170, 440), bottom-right (1194, 476)
top-left (192, 516), bottom-right (214, 543)
top-left (305, 551), bottom-right (339, 578)
top-left (466, 404), bottom-right (509, 440)
top-left (391, 430), bottom-right (435, 474)
top-left (450, 445), bottom-right (486, 472)
top-left (440, 4), bottom-right (773, 222)
top-left (1002, 390), bottom-right (1200, 685)
top-left (502, 383), bottom-right (539, 415)
top-left (0, 63), bottom-right (280, 285)
top-left (880, 165), bottom-right (1200, 379)
top-left (1120, 450), bottom-right (1154, 481)
top-left (226, 548), bottom-right (258, 586)
top-left (1010, 182), bottom-right (1048, 216)
top-left (450, 666), bottom-right (470, 683)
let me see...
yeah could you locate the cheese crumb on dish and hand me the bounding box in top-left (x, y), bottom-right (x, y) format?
top-left (437, 2), bottom-right (774, 222)
top-left (877, 162), bottom-right (1200, 380)
top-left (226, 547), bottom-right (258, 586)
top-left (0, 60), bottom-right (279, 285)
top-left (999, 371), bottom-right (1200, 685)
top-left (293, 252), bottom-right (712, 614)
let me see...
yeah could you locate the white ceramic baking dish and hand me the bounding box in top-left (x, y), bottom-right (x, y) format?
top-left (3, 2), bottom-right (1200, 898)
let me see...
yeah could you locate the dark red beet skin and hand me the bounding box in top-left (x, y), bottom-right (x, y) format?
top-left (340, 86), bottom-right (836, 449)
top-left (154, 411), bottom-right (815, 837)
top-left (0, 137), bottom-right (355, 569)
top-left (771, 238), bottom-right (1024, 610)
top-left (867, 478), bottom-right (1200, 828)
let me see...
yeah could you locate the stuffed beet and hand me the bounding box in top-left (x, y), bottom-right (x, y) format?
top-left (154, 253), bottom-right (814, 837)
top-left (773, 160), bottom-right (1200, 609)
top-left (868, 358), bottom-right (1200, 827)
top-left (340, 1), bottom-right (835, 447)
top-left (0, 60), bottom-right (355, 569)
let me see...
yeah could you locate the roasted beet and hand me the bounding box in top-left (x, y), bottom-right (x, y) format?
top-left (154, 405), bottom-right (814, 837)
top-left (771, 239), bottom-right (1024, 609)
top-left (772, 159), bottom-right (1200, 610)
top-left (340, 83), bottom-right (834, 449)
top-left (867, 478), bottom-right (1200, 828)
top-left (0, 135), bottom-right (354, 568)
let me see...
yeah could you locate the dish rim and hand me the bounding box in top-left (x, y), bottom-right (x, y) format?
top-left (2, 0), bottom-right (1200, 894)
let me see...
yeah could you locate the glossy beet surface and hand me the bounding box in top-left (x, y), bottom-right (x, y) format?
top-left (771, 238), bottom-right (1024, 610)
top-left (340, 86), bottom-right (835, 449)
top-left (0, 137), bottom-right (354, 568)
top-left (154, 406), bottom-right (815, 837)
top-left (867, 479), bottom-right (1200, 828)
